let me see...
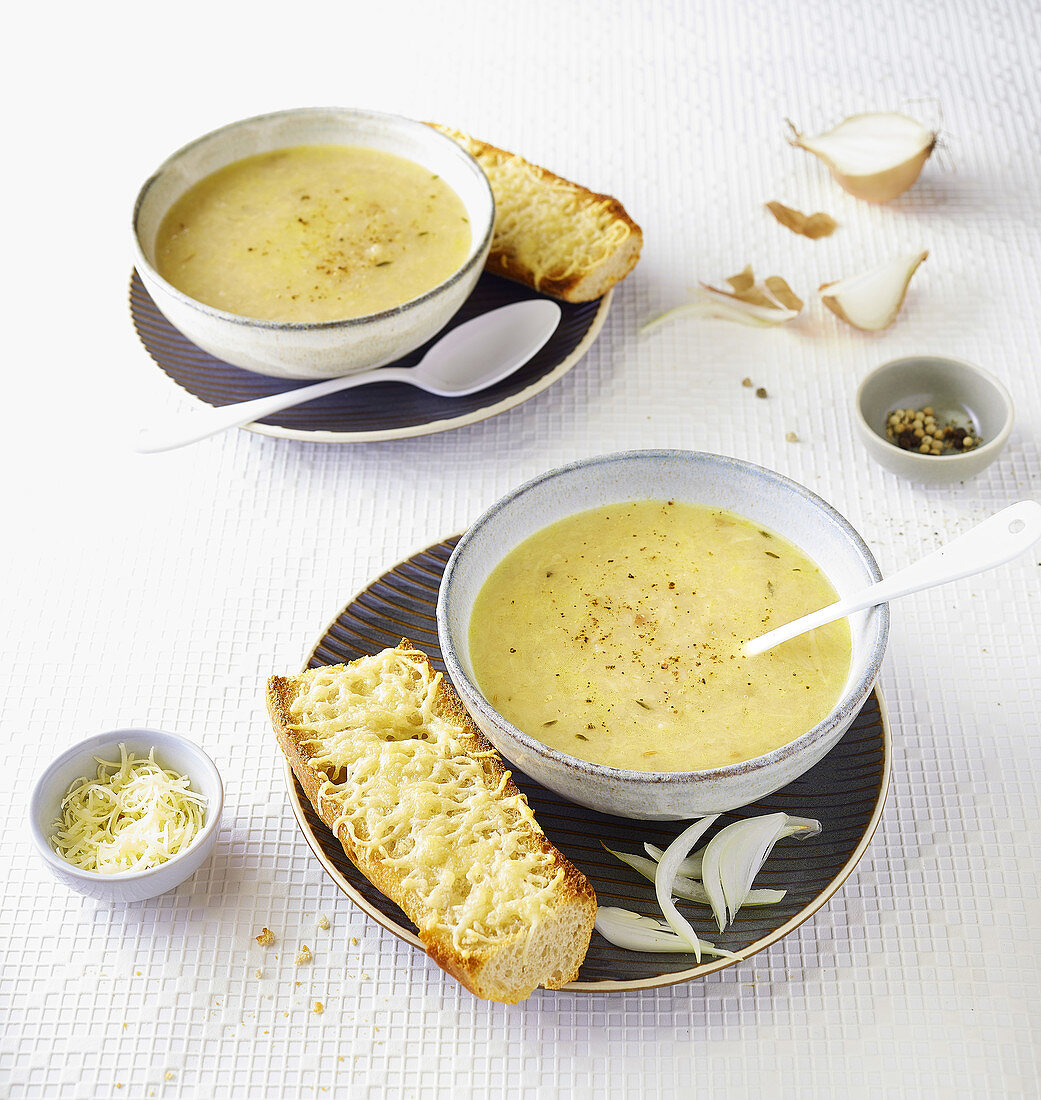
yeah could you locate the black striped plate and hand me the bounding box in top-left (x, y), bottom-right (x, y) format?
top-left (285, 537), bottom-right (891, 990)
top-left (129, 271), bottom-right (610, 442)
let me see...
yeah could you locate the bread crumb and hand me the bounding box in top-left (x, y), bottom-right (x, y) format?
top-left (742, 377), bottom-right (753, 387)
top-left (350, 937), bottom-right (358, 947)
top-left (256, 927), bottom-right (276, 947)
top-left (165, 1072), bottom-right (176, 1082)
top-left (317, 914), bottom-right (330, 930)
top-left (785, 431), bottom-right (799, 442)
top-left (254, 968), bottom-right (263, 979)
top-left (313, 1001), bottom-right (324, 1014)
top-left (755, 387), bottom-right (768, 399)
top-left (295, 945), bottom-right (313, 965)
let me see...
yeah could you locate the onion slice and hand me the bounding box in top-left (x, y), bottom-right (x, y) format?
top-left (594, 907), bottom-right (739, 959)
top-left (605, 845), bottom-right (785, 907)
top-left (819, 250), bottom-right (928, 331)
top-left (645, 841), bottom-right (704, 879)
top-left (787, 112), bottom-right (937, 202)
top-left (700, 814), bottom-right (822, 932)
top-left (653, 815), bottom-right (718, 961)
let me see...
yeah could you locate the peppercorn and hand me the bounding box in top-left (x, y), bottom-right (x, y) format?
top-left (885, 406), bottom-right (980, 455)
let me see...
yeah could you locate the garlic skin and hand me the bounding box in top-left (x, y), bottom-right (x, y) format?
top-left (788, 113), bottom-right (937, 202)
top-left (819, 250), bottom-right (929, 331)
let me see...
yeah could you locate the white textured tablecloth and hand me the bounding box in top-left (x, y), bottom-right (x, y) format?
top-left (3, 2), bottom-right (1039, 1097)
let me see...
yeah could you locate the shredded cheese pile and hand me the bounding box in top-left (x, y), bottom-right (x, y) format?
top-left (50, 744), bottom-right (207, 873)
top-left (439, 127), bottom-right (632, 287)
top-left (290, 649), bottom-right (563, 951)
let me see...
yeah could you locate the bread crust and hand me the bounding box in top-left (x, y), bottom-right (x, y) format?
top-left (267, 640), bottom-right (596, 1003)
top-left (430, 124), bottom-right (642, 302)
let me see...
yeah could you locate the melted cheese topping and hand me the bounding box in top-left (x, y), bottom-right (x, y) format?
top-left (440, 128), bottom-right (632, 287)
top-left (288, 649), bottom-right (564, 951)
top-left (50, 744), bottom-right (207, 873)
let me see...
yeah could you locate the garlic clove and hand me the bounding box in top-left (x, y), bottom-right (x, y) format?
top-left (819, 250), bottom-right (929, 331)
top-left (788, 113), bottom-right (937, 202)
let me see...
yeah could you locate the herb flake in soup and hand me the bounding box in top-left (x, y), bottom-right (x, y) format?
top-left (154, 145), bottom-right (471, 323)
top-left (468, 501), bottom-right (852, 772)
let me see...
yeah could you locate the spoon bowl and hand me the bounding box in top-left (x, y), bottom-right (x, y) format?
top-left (136, 299), bottom-right (561, 453)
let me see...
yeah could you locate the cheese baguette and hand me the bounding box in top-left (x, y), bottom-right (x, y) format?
top-left (430, 123), bottom-right (642, 302)
top-left (267, 640), bottom-right (596, 1003)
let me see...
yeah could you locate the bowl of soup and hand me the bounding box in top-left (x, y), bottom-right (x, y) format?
top-left (436, 450), bottom-right (888, 820)
top-left (133, 107), bottom-right (495, 378)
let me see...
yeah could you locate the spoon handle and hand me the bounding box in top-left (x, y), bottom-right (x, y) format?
top-left (744, 500), bottom-right (1041, 655)
top-left (133, 368), bottom-right (412, 453)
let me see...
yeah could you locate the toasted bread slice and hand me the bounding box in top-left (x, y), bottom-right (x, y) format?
top-left (267, 640), bottom-right (596, 1003)
top-left (431, 123), bottom-right (642, 302)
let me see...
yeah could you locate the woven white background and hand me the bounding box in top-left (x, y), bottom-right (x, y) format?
top-left (2, 1), bottom-right (1039, 1097)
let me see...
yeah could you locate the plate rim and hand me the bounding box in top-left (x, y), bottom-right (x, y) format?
top-left (280, 537), bottom-right (893, 992)
top-left (131, 272), bottom-right (612, 443)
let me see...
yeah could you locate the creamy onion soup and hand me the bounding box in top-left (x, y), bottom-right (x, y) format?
top-left (154, 145), bottom-right (471, 323)
top-left (468, 500), bottom-right (852, 772)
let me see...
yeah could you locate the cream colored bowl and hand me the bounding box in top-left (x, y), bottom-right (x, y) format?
top-left (132, 107), bottom-right (495, 379)
top-left (437, 450), bottom-right (889, 821)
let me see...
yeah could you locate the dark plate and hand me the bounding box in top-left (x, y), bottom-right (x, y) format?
top-left (129, 271), bottom-right (610, 442)
top-left (285, 538), bottom-right (891, 990)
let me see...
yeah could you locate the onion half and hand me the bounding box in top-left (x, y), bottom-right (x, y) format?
top-left (787, 112), bottom-right (937, 202)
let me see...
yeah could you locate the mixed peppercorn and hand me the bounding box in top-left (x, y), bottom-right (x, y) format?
top-left (886, 406), bottom-right (980, 456)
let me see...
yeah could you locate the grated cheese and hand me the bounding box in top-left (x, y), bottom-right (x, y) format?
top-left (50, 743), bottom-right (207, 873)
top-left (289, 648), bottom-right (563, 952)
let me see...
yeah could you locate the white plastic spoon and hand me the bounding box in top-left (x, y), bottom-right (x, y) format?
top-left (744, 500), bottom-right (1041, 656)
top-left (135, 299), bottom-right (562, 453)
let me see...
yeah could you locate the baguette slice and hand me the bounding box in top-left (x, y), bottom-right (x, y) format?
top-left (431, 123), bottom-right (642, 302)
top-left (268, 640), bottom-right (596, 1003)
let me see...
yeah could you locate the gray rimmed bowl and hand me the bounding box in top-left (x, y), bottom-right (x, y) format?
top-left (855, 355), bottom-right (1014, 484)
top-left (436, 450), bottom-right (889, 821)
top-left (132, 107), bottom-right (495, 379)
top-left (29, 728), bottom-right (224, 902)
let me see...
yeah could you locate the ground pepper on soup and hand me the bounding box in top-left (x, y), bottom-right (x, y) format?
top-left (154, 145), bottom-right (471, 323)
top-left (468, 500), bottom-right (852, 772)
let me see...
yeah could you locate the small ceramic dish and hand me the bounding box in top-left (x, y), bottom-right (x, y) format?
top-left (855, 355), bottom-right (1014, 484)
top-left (29, 728), bottom-right (224, 902)
top-left (437, 450), bottom-right (889, 821)
top-left (132, 107), bottom-right (495, 379)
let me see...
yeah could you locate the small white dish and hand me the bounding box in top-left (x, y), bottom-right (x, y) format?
top-left (29, 728), bottom-right (224, 902)
top-left (855, 355), bottom-right (1014, 484)
top-left (132, 107), bottom-right (495, 379)
top-left (437, 450), bottom-right (889, 821)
